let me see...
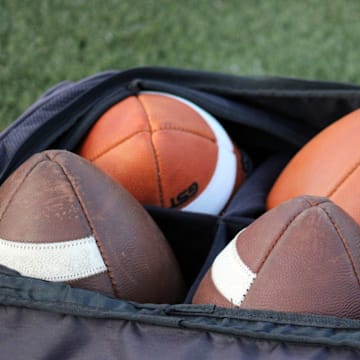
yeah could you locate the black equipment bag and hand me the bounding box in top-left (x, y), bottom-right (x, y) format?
top-left (1, 67), bottom-right (360, 359)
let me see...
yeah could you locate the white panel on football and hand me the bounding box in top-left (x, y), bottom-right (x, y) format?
top-left (142, 91), bottom-right (238, 215)
top-left (0, 236), bottom-right (106, 281)
top-left (211, 232), bottom-right (256, 306)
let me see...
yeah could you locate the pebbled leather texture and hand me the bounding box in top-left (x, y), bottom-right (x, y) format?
top-left (193, 196), bottom-right (360, 319)
top-left (0, 150), bottom-right (185, 304)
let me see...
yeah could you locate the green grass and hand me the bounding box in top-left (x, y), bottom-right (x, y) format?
top-left (1, 0), bottom-right (360, 129)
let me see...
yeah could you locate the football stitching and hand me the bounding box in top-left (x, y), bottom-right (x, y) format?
top-left (137, 96), bottom-right (165, 207)
top-left (301, 196), bottom-right (330, 208)
top-left (256, 211), bottom-right (302, 273)
top-left (241, 201), bottom-right (322, 306)
top-left (88, 127), bottom-right (216, 163)
top-left (327, 159), bottom-right (360, 198)
top-left (256, 198), bottom-right (329, 273)
top-left (0, 157), bottom-right (49, 225)
top-left (152, 126), bottom-right (216, 143)
top-left (319, 205), bottom-right (360, 287)
top-left (50, 155), bottom-right (121, 298)
top-left (88, 129), bottom-right (148, 161)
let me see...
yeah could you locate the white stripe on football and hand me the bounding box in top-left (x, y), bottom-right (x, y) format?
top-left (141, 91), bottom-right (238, 215)
top-left (0, 236), bottom-right (106, 281)
top-left (211, 231), bottom-right (256, 306)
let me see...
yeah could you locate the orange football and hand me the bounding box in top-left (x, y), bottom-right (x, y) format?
top-left (267, 109), bottom-right (360, 224)
top-left (78, 92), bottom-right (246, 215)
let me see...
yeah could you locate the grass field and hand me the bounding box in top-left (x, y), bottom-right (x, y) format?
top-left (1, 0), bottom-right (360, 130)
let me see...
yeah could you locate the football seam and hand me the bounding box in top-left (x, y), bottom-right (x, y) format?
top-left (153, 126), bottom-right (216, 142)
top-left (88, 129), bottom-right (147, 161)
top-left (48, 153), bottom-right (120, 298)
top-left (327, 159), bottom-right (360, 198)
top-left (0, 157), bottom-right (49, 225)
top-left (256, 198), bottom-right (330, 273)
top-left (319, 204), bottom-right (360, 287)
top-left (87, 127), bottom-right (216, 163)
top-left (137, 96), bottom-right (165, 207)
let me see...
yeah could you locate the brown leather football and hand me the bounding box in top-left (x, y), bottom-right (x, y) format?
top-left (0, 150), bottom-right (185, 303)
top-left (267, 109), bottom-right (360, 225)
top-left (192, 196), bottom-right (360, 319)
top-left (78, 91), bottom-right (245, 215)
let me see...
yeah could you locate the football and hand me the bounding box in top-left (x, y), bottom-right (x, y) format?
top-left (0, 150), bottom-right (185, 303)
top-left (267, 109), bottom-right (360, 224)
top-left (192, 196), bottom-right (360, 319)
top-left (78, 91), bottom-right (246, 215)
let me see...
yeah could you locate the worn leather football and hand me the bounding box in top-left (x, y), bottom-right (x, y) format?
top-left (78, 91), bottom-right (245, 215)
top-left (267, 109), bottom-right (360, 225)
top-left (192, 196), bottom-right (360, 319)
top-left (0, 150), bottom-right (185, 303)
